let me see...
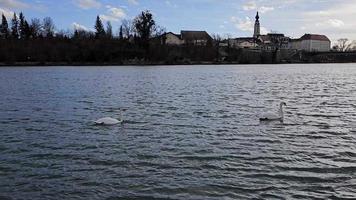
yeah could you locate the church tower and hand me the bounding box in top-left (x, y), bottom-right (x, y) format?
top-left (253, 12), bottom-right (260, 38)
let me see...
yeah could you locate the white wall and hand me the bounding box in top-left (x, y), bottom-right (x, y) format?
top-left (300, 40), bottom-right (330, 52)
top-left (165, 33), bottom-right (184, 45)
top-left (228, 39), bottom-right (256, 49)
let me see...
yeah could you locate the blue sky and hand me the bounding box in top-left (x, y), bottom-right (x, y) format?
top-left (0, 0), bottom-right (355, 42)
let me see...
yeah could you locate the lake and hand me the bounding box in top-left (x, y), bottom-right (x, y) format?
top-left (0, 64), bottom-right (356, 199)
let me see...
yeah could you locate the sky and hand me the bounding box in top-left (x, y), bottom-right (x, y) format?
top-left (0, 0), bottom-right (356, 42)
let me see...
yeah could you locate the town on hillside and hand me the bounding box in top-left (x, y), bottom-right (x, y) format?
top-left (159, 12), bottom-right (331, 52)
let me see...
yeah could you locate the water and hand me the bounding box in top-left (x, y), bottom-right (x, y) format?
top-left (0, 64), bottom-right (356, 199)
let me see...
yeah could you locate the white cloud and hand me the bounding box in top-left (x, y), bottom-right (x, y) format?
top-left (0, 0), bottom-right (28, 9)
top-left (100, 6), bottom-right (126, 22)
top-left (242, 1), bottom-right (274, 13)
top-left (242, 1), bottom-right (256, 11)
top-left (165, 0), bottom-right (177, 8)
top-left (301, 1), bottom-right (356, 41)
top-left (260, 6), bottom-right (274, 14)
top-left (327, 19), bottom-right (344, 28)
top-left (127, 0), bottom-right (138, 5)
top-left (231, 16), bottom-right (268, 35)
top-left (0, 7), bottom-right (13, 18)
top-left (74, 0), bottom-right (101, 9)
top-left (72, 22), bottom-right (89, 31)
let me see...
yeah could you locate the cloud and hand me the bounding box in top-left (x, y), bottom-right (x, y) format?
top-left (326, 19), bottom-right (345, 28)
top-left (74, 0), bottom-right (101, 9)
top-left (242, 1), bottom-right (274, 14)
top-left (242, 1), bottom-right (256, 11)
top-left (100, 6), bottom-right (126, 22)
top-left (301, 1), bottom-right (356, 41)
top-left (72, 22), bottom-right (89, 31)
top-left (231, 16), bottom-right (268, 35)
top-left (0, 7), bottom-right (13, 18)
top-left (127, 0), bottom-right (138, 5)
top-left (165, 0), bottom-right (177, 8)
top-left (260, 6), bottom-right (274, 14)
top-left (0, 0), bottom-right (28, 9)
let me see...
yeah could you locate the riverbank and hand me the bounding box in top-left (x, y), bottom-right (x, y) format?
top-left (1, 50), bottom-right (356, 66)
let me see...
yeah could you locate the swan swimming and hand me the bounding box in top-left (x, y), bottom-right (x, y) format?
top-left (94, 117), bottom-right (123, 125)
top-left (259, 102), bottom-right (287, 122)
top-left (94, 109), bottom-right (126, 125)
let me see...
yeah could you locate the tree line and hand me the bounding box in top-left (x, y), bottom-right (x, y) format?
top-left (0, 10), bottom-right (219, 64)
top-left (0, 12), bottom-right (55, 39)
top-left (0, 10), bottom-right (165, 41)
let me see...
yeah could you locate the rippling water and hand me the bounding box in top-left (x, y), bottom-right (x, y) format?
top-left (1, 64), bottom-right (356, 199)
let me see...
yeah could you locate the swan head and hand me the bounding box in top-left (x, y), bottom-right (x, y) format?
top-left (280, 102), bottom-right (287, 107)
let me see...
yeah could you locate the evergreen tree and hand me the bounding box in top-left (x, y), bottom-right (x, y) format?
top-left (106, 21), bottom-right (113, 39)
top-left (24, 20), bottom-right (31, 39)
top-left (94, 16), bottom-right (105, 39)
top-left (119, 25), bottom-right (123, 40)
top-left (19, 12), bottom-right (26, 39)
top-left (11, 13), bottom-right (19, 39)
top-left (0, 14), bottom-right (10, 39)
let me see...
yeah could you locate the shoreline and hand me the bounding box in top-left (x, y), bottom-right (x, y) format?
top-left (1, 61), bottom-right (355, 67)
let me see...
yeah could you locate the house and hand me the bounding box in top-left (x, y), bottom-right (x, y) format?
top-left (181, 30), bottom-right (212, 46)
top-left (160, 32), bottom-right (184, 45)
top-left (289, 39), bottom-right (301, 50)
top-left (299, 34), bottom-right (330, 52)
top-left (159, 31), bottom-right (212, 46)
top-left (258, 33), bottom-right (291, 50)
top-left (288, 34), bottom-right (330, 52)
top-left (229, 37), bottom-right (257, 49)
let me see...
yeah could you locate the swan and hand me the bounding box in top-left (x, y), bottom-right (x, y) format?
top-left (94, 112), bottom-right (124, 126)
top-left (259, 102), bottom-right (287, 122)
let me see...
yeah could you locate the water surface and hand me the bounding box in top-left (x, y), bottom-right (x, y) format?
top-left (0, 64), bottom-right (356, 199)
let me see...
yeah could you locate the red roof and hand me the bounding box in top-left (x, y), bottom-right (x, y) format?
top-left (301, 34), bottom-right (330, 42)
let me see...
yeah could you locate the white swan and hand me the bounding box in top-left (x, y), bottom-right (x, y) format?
top-left (259, 102), bottom-right (287, 122)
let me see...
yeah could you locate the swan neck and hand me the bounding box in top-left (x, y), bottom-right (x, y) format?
top-left (279, 104), bottom-right (284, 119)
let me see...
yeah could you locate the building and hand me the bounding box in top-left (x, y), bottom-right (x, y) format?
top-left (161, 32), bottom-right (184, 45)
top-left (159, 31), bottom-right (212, 46)
top-left (252, 12), bottom-right (330, 52)
top-left (253, 12), bottom-right (260, 38)
top-left (298, 34), bottom-right (330, 52)
top-left (229, 37), bottom-right (257, 49)
top-left (289, 39), bottom-right (301, 50)
top-left (181, 30), bottom-right (212, 46)
top-left (258, 33), bottom-right (290, 50)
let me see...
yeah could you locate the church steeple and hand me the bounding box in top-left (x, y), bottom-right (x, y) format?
top-left (253, 12), bottom-right (260, 38)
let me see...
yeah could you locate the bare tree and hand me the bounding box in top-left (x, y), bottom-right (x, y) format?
top-left (121, 19), bottom-right (133, 38)
top-left (30, 18), bottom-right (41, 38)
top-left (334, 38), bottom-right (353, 52)
top-left (152, 25), bottom-right (166, 37)
top-left (349, 40), bottom-right (356, 51)
top-left (42, 17), bottom-right (55, 37)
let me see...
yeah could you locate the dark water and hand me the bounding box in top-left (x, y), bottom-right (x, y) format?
top-left (0, 64), bottom-right (356, 199)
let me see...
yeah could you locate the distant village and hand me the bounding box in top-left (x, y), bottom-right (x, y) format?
top-left (1, 10), bottom-right (355, 66)
top-left (159, 12), bottom-right (331, 52)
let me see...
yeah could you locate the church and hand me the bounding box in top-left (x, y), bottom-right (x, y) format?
top-left (229, 12), bottom-right (331, 52)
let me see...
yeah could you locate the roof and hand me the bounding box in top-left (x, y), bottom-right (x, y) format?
top-left (300, 34), bottom-right (330, 42)
top-left (181, 30), bottom-right (212, 41)
top-left (165, 32), bottom-right (181, 38)
top-left (267, 33), bottom-right (285, 37)
top-left (232, 37), bottom-right (256, 42)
